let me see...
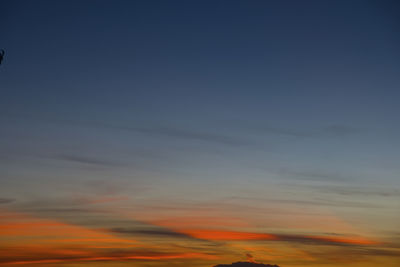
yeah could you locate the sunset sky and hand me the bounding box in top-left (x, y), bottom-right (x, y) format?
top-left (1, 0), bottom-right (400, 266)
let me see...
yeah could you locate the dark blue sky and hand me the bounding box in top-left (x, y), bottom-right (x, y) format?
top-left (1, 0), bottom-right (400, 218)
top-left (2, 0), bottom-right (400, 123)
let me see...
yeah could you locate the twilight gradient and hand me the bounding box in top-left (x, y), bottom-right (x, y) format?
top-left (1, 1), bottom-right (400, 266)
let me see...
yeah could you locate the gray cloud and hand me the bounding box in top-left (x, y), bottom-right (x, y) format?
top-left (251, 123), bottom-right (362, 138)
top-left (226, 195), bottom-right (381, 209)
top-left (53, 115), bottom-right (249, 146)
top-left (27, 208), bottom-right (107, 214)
top-left (278, 168), bottom-right (351, 181)
top-left (272, 234), bottom-right (366, 246)
top-left (109, 227), bottom-right (194, 239)
top-left (2, 113), bottom-right (248, 147)
top-left (313, 185), bottom-right (400, 197)
top-left (254, 125), bottom-right (308, 137)
top-left (55, 154), bottom-right (122, 167)
top-left (321, 125), bottom-right (361, 137)
top-left (354, 247), bottom-right (400, 257)
top-left (271, 198), bottom-right (380, 209)
top-left (119, 125), bottom-right (247, 146)
top-left (0, 198), bottom-right (15, 204)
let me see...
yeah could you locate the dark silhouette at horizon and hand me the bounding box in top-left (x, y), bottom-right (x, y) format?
top-left (213, 261), bottom-right (280, 267)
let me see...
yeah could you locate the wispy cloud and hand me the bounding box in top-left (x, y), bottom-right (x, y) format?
top-left (0, 198), bottom-right (15, 204)
top-left (4, 113), bottom-right (248, 147)
top-left (55, 154), bottom-right (122, 167)
top-left (119, 125), bottom-right (247, 146)
top-left (321, 125), bottom-right (361, 137)
top-left (0, 210), bottom-right (218, 265)
top-left (249, 123), bottom-right (362, 138)
top-left (231, 196), bottom-right (383, 209)
top-left (176, 229), bottom-right (379, 246)
top-left (277, 168), bottom-right (351, 181)
top-left (311, 185), bottom-right (400, 197)
top-left (1, 251), bottom-right (218, 266)
top-left (109, 227), bottom-right (194, 239)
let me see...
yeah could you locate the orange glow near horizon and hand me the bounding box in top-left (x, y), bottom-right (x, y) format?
top-left (177, 228), bottom-right (379, 246)
top-left (0, 211), bottom-right (138, 247)
top-left (5, 252), bottom-right (219, 266)
top-left (0, 210), bottom-right (221, 266)
top-left (0, 208), bottom-right (395, 267)
top-left (180, 229), bottom-right (278, 241)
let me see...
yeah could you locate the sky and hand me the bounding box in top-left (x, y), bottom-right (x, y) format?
top-left (1, 0), bottom-right (400, 266)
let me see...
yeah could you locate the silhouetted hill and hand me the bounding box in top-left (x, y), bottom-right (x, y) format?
top-left (213, 262), bottom-right (279, 267)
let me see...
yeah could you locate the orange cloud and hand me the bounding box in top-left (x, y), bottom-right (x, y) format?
top-left (0, 210), bottom-right (219, 266)
top-left (0, 210), bottom-right (133, 263)
top-left (174, 228), bottom-right (379, 246)
top-left (138, 211), bottom-right (379, 247)
top-left (0, 211), bottom-right (137, 247)
top-left (180, 229), bottom-right (277, 241)
top-left (0, 207), bottom-right (382, 267)
top-left (4, 252), bottom-right (218, 265)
